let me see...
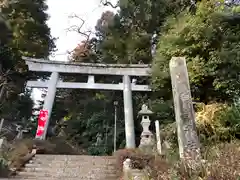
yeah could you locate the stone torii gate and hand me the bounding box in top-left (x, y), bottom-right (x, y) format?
top-left (23, 57), bottom-right (151, 148)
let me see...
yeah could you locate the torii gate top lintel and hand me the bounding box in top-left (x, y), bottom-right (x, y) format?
top-left (23, 56), bottom-right (151, 76)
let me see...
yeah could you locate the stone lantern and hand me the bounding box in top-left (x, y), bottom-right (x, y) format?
top-left (138, 104), bottom-right (155, 153)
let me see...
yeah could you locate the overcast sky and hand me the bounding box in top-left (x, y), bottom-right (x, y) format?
top-left (46, 0), bottom-right (118, 61)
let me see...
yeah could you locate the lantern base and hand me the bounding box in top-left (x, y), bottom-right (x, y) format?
top-left (139, 131), bottom-right (156, 154)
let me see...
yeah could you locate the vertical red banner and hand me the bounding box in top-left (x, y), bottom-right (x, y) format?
top-left (36, 110), bottom-right (48, 137)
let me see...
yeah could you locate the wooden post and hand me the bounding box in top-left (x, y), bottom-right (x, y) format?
top-left (155, 120), bottom-right (162, 155)
top-left (169, 57), bottom-right (201, 164)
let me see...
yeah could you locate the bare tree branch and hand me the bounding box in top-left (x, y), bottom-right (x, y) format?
top-left (67, 13), bottom-right (85, 33)
top-left (66, 13), bottom-right (93, 58)
top-left (66, 14), bottom-right (92, 40)
top-left (68, 13), bottom-right (85, 21)
top-left (67, 25), bottom-right (91, 37)
top-left (100, 0), bottom-right (119, 8)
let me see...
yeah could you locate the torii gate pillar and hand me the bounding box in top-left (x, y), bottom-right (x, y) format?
top-left (37, 72), bottom-right (59, 140)
top-left (123, 75), bottom-right (136, 148)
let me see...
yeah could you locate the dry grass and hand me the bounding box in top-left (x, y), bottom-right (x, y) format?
top-left (114, 148), bottom-right (170, 179)
top-left (114, 142), bottom-right (240, 180)
top-left (203, 142), bottom-right (240, 180)
top-left (8, 139), bottom-right (34, 170)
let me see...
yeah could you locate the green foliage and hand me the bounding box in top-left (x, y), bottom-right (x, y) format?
top-left (0, 156), bottom-right (9, 178)
top-left (152, 0), bottom-right (240, 103)
top-left (0, 0), bottom-right (55, 126)
top-left (151, 99), bottom-right (174, 124)
top-left (215, 103), bottom-right (240, 139)
top-left (2, 0), bottom-right (56, 58)
top-left (0, 144), bottom-right (10, 177)
top-left (50, 89), bottom-right (126, 154)
top-left (87, 145), bottom-right (108, 156)
top-left (196, 102), bottom-right (240, 143)
top-left (0, 12), bottom-right (11, 45)
top-left (0, 90), bottom-right (33, 123)
top-left (93, 0), bottom-right (192, 64)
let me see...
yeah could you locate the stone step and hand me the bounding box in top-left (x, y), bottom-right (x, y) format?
top-left (29, 159), bottom-right (115, 164)
top-left (24, 163), bottom-right (116, 169)
top-left (17, 171), bottom-right (118, 179)
top-left (28, 158), bottom-right (115, 164)
top-left (14, 155), bottom-right (118, 180)
top-left (8, 178), bottom-right (82, 180)
top-left (15, 177), bottom-right (118, 180)
top-left (11, 178), bottom-right (118, 180)
top-left (27, 161), bottom-right (115, 168)
top-left (23, 166), bottom-right (116, 173)
top-left (28, 159), bottom-right (116, 167)
top-left (33, 155), bottom-right (115, 161)
top-left (10, 176), bottom-right (118, 180)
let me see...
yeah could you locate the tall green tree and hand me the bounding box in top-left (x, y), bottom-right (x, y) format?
top-left (2, 0), bottom-right (55, 58)
top-left (95, 0), bottom-right (194, 64)
top-left (152, 0), bottom-right (240, 103)
top-left (0, 0), bottom-right (55, 124)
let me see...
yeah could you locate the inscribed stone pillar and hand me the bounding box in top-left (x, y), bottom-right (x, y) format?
top-left (169, 57), bottom-right (201, 161)
top-left (123, 75), bottom-right (136, 148)
top-left (40, 71), bottom-right (59, 140)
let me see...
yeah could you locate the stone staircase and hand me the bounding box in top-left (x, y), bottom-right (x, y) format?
top-left (11, 154), bottom-right (119, 180)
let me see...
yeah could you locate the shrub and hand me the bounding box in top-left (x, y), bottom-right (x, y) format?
top-left (165, 142), bottom-right (240, 180)
top-left (196, 103), bottom-right (240, 144)
top-left (161, 102), bottom-right (240, 148)
top-left (34, 137), bottom-right (86, 155)
top-left (0, 138), bottom-right (34, 177)
top-left (114, 141), bottom-right (240, 180)
top-left (87, 145), bottom-right (107, 155)
top-left (8, 139), bottom-right (34, 170)
top-left (217, 103), bottom-right (240, 139)
top-left (114, 148), bottom-right (170, 179)
top-left (7, 137), bottom-right (86, 171)
top-left (114, 148), bottom-right (139, 176)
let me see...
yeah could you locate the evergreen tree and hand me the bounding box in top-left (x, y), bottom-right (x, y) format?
top-left (0, 0), bottom-right (55, 126)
